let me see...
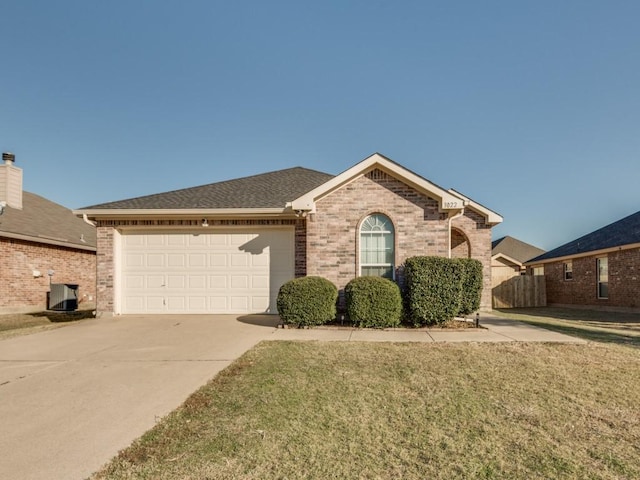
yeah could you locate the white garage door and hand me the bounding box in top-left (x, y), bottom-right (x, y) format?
top-left (119, 229), bottom-right (294, 314)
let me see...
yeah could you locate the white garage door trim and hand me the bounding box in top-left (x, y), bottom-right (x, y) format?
top-left (115, 227), bottom-right (294, 314)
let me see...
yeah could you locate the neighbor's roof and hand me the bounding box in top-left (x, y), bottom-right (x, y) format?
top-left (527, 210), bottom-right (640, 263)
top-left (0, 192), bottom-right (96, 251)
top-left (492, 236), bottom-right (545, 264)
top-left (80, 167), bottom-right (334, 210)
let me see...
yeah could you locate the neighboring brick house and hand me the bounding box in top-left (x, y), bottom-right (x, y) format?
top-left (491, 236), bottom-right (545, 287)
top-left (525, 210), bottom-right (640, 311)
top-left (76, 153), bottom-right (502, 317)
top-left (0, 153), bottom-right (97, 313)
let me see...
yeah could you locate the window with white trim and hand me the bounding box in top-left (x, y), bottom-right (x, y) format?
top-left (532, 266), bottom-right (544, 276)
top-left (360, 213), bottom-right (395, 279)
top-left (563, 261), bottom-right (573, 281)
top-left (597, 257), bottom-right (608, 299)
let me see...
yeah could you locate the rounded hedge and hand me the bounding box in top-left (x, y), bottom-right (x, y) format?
top-left (345, 276), bottom-right (403, 328)
top-left (276, 276), bottom-right (338, 327)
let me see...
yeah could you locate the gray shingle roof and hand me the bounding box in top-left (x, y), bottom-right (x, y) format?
top-left (528, 210), bottom-right (640, 263)
top-left (492, 236), bottom-right (545, 264)
top-left (82, 167), bottom-right (335, 210)
top-left (0, 192), bottom-right (96, 250)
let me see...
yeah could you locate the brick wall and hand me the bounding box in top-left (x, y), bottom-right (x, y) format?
top-left (0, 237), bottom-right (96, 313)
top-left (306, 169), bottom-right (493, 309)
top-left (543, 247), bottom-right (640, 309)
top-left (452, 209), bottom-right (493, 309)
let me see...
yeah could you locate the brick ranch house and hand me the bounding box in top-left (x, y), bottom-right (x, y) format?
top-left (526, 210), bottom-right (640, 311)
top-left (0, 153), bottom-right (97, 313)
top-left (76, 153), bottom-right (502, 317)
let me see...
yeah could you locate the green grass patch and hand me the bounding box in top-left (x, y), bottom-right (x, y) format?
top-left (93, 341), bottom-right (640, 479)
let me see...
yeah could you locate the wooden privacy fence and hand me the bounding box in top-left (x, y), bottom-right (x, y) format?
top-left (492, 275), bottom-right (546, 308)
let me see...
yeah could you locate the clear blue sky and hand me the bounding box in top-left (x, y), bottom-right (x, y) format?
top-left (2, 1), bottom-right (639, 250)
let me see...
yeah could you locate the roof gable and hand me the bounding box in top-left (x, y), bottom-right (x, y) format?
top-left (291, 153), bottom-right (464, 212)
top-left (528, 210), bottom-right (640, 263)
top-left (492, 236), bottom-right (545, 264)
top-left (290, 153), bottom-right (502, 225)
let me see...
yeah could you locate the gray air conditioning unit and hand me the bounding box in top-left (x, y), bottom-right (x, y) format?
top-left (48, 283), bottom-right (79, 311)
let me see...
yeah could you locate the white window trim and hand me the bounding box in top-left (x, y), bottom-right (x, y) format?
top-left (359, 213), bottom-right (395, 280)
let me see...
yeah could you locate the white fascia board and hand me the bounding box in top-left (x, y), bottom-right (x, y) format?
top-left (290, 153), bottom-right (465, 212)
top-left (492, 253), bottom-right (524, 268)
top-left (448, 189), bottom-right (503, 225)
top-left (74, 207), bottom-right (291, 219)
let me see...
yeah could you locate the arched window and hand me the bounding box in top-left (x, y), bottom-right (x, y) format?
top-left (360, 213), bottom-right (395, 279)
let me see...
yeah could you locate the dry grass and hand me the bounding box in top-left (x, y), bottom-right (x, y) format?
top-left (93, 341), bottom-right (640, 480)
top-left (0, 310), bottom-right (94, 340)
top-left (494, 307), bottom-right (640, 348)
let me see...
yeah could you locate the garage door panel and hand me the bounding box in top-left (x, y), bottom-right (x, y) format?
top-left (166, 297), bottom-right (185, 311)
top-left (230, 297), bottom-right (249, 311)
top-left (230, 275), bottom-right (249, 289)
top-left (125, 275), bottom-right (144, 289)
top-left (252, 275), bottom-right (269, 288)
top-left (125, 254), bottom-right (145, 267)
top-left (144, 254), bottom-right (163, 267)
top-left (210, 297), bottom-right (228, 310)
top-left (189, 275), bottom-right (206, 289)
top-left (189, 254), bottom-right (207, 267)
top-left (147, 276), bottom-right (165, 289)
top-left (188, 297), bottom-right (207, 310)
top-left (120, 230), bottom-right (293, 314)
top-left (124, 296), bottom-right (144, 311)
top-left (146, 296), bottom-right (165, 310)
top-left (167, 276), bottom-right (185, 288)
top-left (209, 254), bottom-right (227, 267)
top-left (147, 236), bottom-right (165, 246)
top-left (168, 254), bottom-right (185, 267)
top-left (230, 254), bottom-right (248, 267)
top-left (209, 275), bottom-right (227, 288)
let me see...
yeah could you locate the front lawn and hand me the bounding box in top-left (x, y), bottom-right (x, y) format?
top-left (93, 341), bottom-right (640, 479)
top-left (494, 307), bottom-right (640, 348)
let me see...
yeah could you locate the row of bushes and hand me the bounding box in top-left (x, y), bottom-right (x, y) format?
top-left (276, 256), bottom-right (483, 328)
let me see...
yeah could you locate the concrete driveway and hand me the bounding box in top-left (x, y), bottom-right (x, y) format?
top-left (0, 313), bottom-right (583, 480)
top-left (0, 314), bottom-right (279, 480)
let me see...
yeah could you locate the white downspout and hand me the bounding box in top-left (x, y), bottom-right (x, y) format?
top-left (83, 214), bottom-right (97, 227)
top-left (448, 209), bottom-right (464, 258)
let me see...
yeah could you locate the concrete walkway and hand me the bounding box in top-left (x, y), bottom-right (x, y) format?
top-left (0, 313), bottom-right (583, 480)
top-left (270, 314), bottom-right (586, 344)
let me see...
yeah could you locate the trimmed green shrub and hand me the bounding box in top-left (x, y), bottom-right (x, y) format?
top-left (277, 276), bottom-right (338, 327)
top-left (345, 276), bottom-right (403, 328)
top-left (457, 258), bottom-right (483, 316)
top-left (404, 256), bottom-right (464, 326)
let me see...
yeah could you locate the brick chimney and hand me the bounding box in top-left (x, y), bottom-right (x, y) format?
top-left (0, 152), bottom-right (23, 209)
